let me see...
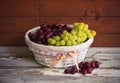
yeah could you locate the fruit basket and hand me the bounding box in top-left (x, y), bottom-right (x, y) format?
top-left (25, 23), bottom-right (95, 68)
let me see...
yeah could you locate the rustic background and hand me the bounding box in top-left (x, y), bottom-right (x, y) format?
top-left (0, 0), bottom-right (120, 46)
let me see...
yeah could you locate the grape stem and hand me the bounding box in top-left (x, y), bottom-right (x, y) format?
top-left (85, 51), bottom-right (101, 60)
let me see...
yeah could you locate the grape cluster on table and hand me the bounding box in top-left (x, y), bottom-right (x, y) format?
top-left (64, 60), bottom-right (100, 75)
top-left (28, 22), bottom-right (96, 46)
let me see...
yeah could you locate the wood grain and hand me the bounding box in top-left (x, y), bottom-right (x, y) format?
top-left (0, 47), bottom-right (120, 83)
top-left (0, 0), bottom-right (39, 16)
top-left (0, 17), bottom-right (39, 34)
top-left (0, 76), bottom-right (120, 83)
top-left (39, 0), bottom-right (120, 16)
top-left (0, 0), bottom-right (120, 17)
top-left (0, 17), bottom-right (120, 34)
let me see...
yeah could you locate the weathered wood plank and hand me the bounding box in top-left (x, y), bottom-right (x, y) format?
top-left (39, 0), bottom-right (120, 16)
top-left (0, 76), bottom-right (120, 83)
top-left (0, 16), bottom-right (120, 34)
top-left (0, 0), bottom-right (119, 17)
top-left (0, 47), bottom-right (120, 77)
top-left (92, 34), bottom-right (120, 47)
top-left (0, 0), bottom-right (39, 16)
top-left (0, 68), bottom-right (120, 77)
top-left (0, 17), bottom-right (39, 34)
top-left (0, 47), bottom-right (120, 83)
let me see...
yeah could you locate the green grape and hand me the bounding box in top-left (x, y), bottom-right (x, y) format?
top-left (81, 36), bottom-right (86, 42)
top-left (63, 36), bottom-right (68, 41)
top-left (85, 29), bottom-right (91, 34)
top-left (90, 30), bottom-right (96, 37)
top-left (68, 34), bottom-right (73, 40)
top-left (77, 22), bottom-right (85, 30)
top-left (63, 30), bottom-right (69, 36)
top-left (66, 40), bottom-right (72, 46)
top-left (60, 34), bottom-right (64, 38)
top-left (71, 39), bottom-right (77, 45)
top-left (71, 29), bottom-right (76, 35)
top-left (55, 41), bottom-right (60, 46)
top-left (49, 38), bottom-right (56, 45)
top-left (73, 28), bottom-right (78, 31)
top-left (83, 24), bottom-right (88, 32)
top-left (53, 36), bottom-right (60, 41)
top-left (76, 37), bottom-right (81, 43)
top-left (73, 35), bottom-right (77, 40)
top-left (73, 22), bottom-right (79, 28)
top-left (83, 33), bottom-right (87, 41)
top-left (87, 33), bottom-right (93, 39)
top-left (47, 38), bottom-right (52, 43)
top-left (76, 31), bottom-right (83, 37)
top-left (60, 40), bottom-right (65, 46)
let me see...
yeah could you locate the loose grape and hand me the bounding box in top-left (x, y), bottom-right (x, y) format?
top-left (60, 40), bottom-right (66, 46)
top-left (66, 40), bottom-right (72, 46)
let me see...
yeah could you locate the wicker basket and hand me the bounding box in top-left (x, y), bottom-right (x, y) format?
top-left (25, 26), bottom-right (94, 68)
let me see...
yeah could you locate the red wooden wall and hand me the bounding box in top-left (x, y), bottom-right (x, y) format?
top-left (0, 0), bottom-right (120, 46)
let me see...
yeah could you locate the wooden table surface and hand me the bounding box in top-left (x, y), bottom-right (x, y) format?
top-left (0, 47), bottom-right (120, 83)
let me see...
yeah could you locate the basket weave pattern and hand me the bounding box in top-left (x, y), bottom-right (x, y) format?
top-left (25, 26), bottom-right (94, 68)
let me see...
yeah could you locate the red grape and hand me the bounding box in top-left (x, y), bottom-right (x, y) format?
top-left (86, 67), bottom-right (93, 74)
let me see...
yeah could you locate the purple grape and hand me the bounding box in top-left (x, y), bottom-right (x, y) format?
top-left (90, 61), bottom-right (96, 69)
top-left (86, 67), bottom-right (93, 74)
top-left (64, 68), bottom-right (71, 74)
top-left (84, 62), bottom-right (90, 68)
top-left (38, 34), bottom-right (44, 40)
top-left (95, 61), bottom-right (100, 68)
top-left (70, 66), bottom-right (77, 74)
top-left (78, 62), bottom-right (84, 69)
top-left (40, 24), bottom-right (48, 31)
top-left (81, 69), bottom-right (87, 75)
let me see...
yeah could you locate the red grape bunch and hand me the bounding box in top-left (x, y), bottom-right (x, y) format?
top-left (64, 60), bottom-right (100, 75)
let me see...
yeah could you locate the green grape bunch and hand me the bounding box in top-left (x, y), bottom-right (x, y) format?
top-left (47, 22), bottom-right (96, 46)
